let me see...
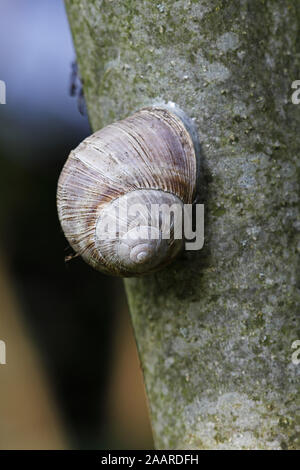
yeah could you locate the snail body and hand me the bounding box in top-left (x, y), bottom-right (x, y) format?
top-left (57, 106), bottom-right (199, 277)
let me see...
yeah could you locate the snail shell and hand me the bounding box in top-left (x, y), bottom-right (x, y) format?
top-left (57, 106), bottom-right (199, 277)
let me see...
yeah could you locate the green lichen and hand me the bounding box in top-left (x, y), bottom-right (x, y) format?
top-left (65, 0), bottom-right (300, 449)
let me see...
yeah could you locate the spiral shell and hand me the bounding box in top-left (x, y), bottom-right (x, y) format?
top-left (57, 106), bottom-right (199, 277)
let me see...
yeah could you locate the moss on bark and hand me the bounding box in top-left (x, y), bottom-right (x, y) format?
top-left (65, 0), bottom-right (300, 449)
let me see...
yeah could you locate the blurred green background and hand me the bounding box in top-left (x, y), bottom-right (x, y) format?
top-left (0, 0), bottom-right (153, 449)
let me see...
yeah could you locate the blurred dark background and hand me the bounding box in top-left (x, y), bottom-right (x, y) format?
top-left (0, 0), bottom-right (153, 449)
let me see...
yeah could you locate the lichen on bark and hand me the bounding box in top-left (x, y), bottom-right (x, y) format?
top-left (65, 0), bottom-right (300, 449)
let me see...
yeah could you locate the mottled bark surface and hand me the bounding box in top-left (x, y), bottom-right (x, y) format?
top-left (65, 0), bottom-right (300, 449)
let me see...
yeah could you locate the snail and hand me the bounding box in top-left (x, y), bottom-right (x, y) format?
top-left (57, 104), bottom-right (200, 277)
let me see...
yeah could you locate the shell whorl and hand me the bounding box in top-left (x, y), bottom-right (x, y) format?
top-left (57, 107), bottom-right (198, 277)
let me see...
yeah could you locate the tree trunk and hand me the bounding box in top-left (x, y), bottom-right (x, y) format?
top-left (65, 0), bottom-right (300, 449)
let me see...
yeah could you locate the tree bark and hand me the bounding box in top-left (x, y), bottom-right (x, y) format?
top-left (65, 0), bottom-right (300, 449)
